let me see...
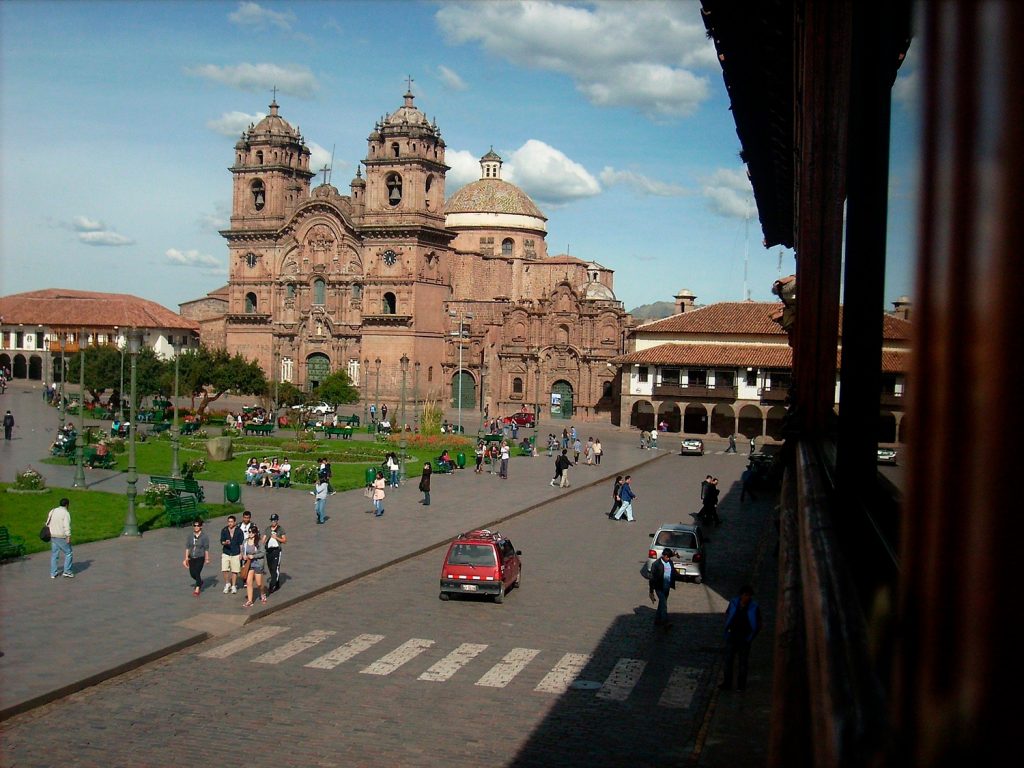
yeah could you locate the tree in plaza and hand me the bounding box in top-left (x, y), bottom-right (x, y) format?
top-left (176, 346), bottom-right (267, 417)
top-left (275, 381), bottom-right (305, 409)
top-left (314, 370), bottom-right (360, 406)
top-left (65, 344), bottom-right (168, 407)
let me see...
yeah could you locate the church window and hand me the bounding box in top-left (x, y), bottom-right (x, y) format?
top-left (391, 142), bottom-right (400, 158)
top-left (281, 357), bottom-right (293, 383)
top-left (603, 381), bottom-right (613, 397)
top-left (256, 150), bottom-right (264, 165)
top-left (286, 284), bottom-right (296, 299)
top-left (502, 238), bottom-right (513, 257)
top-left (251, 180), bottom-right (265, 211)
top-left (245, 293), bottom-right (258, 313)
top-left (428, 366), bottom-right (433, 382)
top-left (382, 292), bottom-right (397, 314)
top-left (512, 377), bottom-right (523, 394)
top-left (386, 173), bottom-right (402, 206)
top-left (313, 279), bottom-right (326, 305)
top-left (352, 284), bottom-right (363, 300)
top-left (556, 324), bottom-right (570, 345)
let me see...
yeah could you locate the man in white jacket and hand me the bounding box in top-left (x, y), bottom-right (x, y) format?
top-left (47, 498), bottom-right (73, 578)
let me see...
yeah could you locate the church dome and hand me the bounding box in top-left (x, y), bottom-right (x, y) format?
top-left (583, 281), bottom-right (617, 301)
top-left (383, 90), bottom-right (432, 129)
top-left (444, 179), bottom-right (546, 219)
top-left (250, 100), bottom-right (301, 140)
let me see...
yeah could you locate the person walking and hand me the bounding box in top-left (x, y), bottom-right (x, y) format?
top-left (240, 524), bottom-right (267, 607)
top-left (612, 475), bottom-right (637, 522)
top-left (726, 433), bottom-right (737, 453)
top-left (499, 440), bottom-right (510, 479)
top-left (648, 548), bottom-right (680, 628)
top-left (418, 462), bottom-right (432, 505)
top-left (265, 513), bottom-right (286, 594)
top-left (584, 437), bottom-right (594, 465)
top-left (46, 497), bottom-right (74, 578)
top-left (386, 451), bottom-right (400, 487)
top-left (369, 403), bottom-right (377, 423)
top-left (722, 585), bottom-right (762, 690)
top-left (700, 477), bottom-right (722, 526)
top-left (183, 519), bottom-right (210, 596)
top-left (474, 441), bottom-right (485, 473)
top-left (593, 437), bottom-right (603, 465)
top-left (750, 436), bottom-right (757, 455)
top-left (561, 427), bottom-right (569, 450)
top-left (311, 477), bottom-right (329, 524)
top-left (572, 436), bottom-right (583, 464)
top-left (3, 409), bottom-right (13, 440)
top-left (381, 403), bottom-right (388, 422)
top-left (550, 448), bottom-right (571, 488)
top-left (372, 470), bottom-right (387, 517)
top-left (239, 510), bottom-right (254, 540)
top-left (740, 465), bottom-right (757, 502)
top-left (608, 475), bottom-right (623, 519)
top-left (220, 515), bottom-right (244, 594)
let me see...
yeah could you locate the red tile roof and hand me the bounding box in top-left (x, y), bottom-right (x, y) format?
top-left (612, 342), bottom-right (909, 373)
top-left (0, 289), bottom-right (198, 331)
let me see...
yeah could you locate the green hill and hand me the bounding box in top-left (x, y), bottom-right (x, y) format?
top-left (628, 301), bottom-right (677, 321)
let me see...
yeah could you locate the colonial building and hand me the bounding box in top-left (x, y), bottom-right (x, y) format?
top-left (611, 291), bottom-right (911, 441)
top-left (0, 288), bottom-right (199, 382)
top-left (189, 89), bottom-right (631, 423)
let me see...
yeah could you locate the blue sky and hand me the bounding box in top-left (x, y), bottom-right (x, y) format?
top-left (0, 0), bottom-right (920, 314)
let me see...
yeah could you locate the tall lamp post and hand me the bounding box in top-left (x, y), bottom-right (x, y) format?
top-left (362, 357), bottom-right (370, 428)
top-left (170, 339), bottom-right (181, 479)
top-left (374, 357), bottom-right (382, 429)
top-left (413, 361), bottom-right (420, 431)
top-left (118, 332), bottom-right (126, 421)
top-left (72, 329), bottom-right (87, 488)
top-left (448, 310), bottom-right (474, 434)
top-left (122, 329), bottom-right (143, 537)
top-left (399, 353), bottom-right (409, 483)
top-left (57, 333), bottom-right (66, 432)
top-left (533, 347), bottom-right (542, 436)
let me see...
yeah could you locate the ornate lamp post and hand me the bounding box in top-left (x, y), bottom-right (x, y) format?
top-left (122, 329), bottom-right (143, 537)
top-left (399, 353), bottom-right (409, 483)
top-left (363, 357), bottom-right (370, 428)
top-left (170, 338), bottom-right (182, 479)
top-left (448, 310), bottom-right (474, 434)
top-left (533, 347), bottom-right (542, 435)
top-left (413, 361), bottom-right (420, 431)
top-left (374, 357), bottom-right (382, 426)
top-left (72, 329), bottom-right (87, 488)
top-left (57, 333), bottom-right (66, 431)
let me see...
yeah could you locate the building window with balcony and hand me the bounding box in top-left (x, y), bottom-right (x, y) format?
top-left (662, 368), bottom-right (681, 385)
top-left (15, 331), bottom-right (24, 348)
top-left (745, 368), bottom-right (757, 387)
top-left (715, 370), bottom-right (735, 389)
top-left (687, 369), bottom-right (707, 387)
top-left (638, 366), bottom-right (649, 383)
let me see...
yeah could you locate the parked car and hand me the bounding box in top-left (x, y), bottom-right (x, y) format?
top-left (502, 411), bottom-right (536, 428)
top-left (877, 447), bottom-right (898, 465)
top-left (680, 437), bottom-right (705, 456)
top-left (291, 401), bottom-right (334, 415)
top-left (643, 523), bottom-right (706, 584)
top-left (439, 529), bottom-right (522, 604)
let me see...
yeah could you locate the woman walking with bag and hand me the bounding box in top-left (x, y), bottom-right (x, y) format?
top-left (418, 462), bottom-right (432, 506)
top-left (183, 519), bottom-right (210, 596)
top-left (372, 470), bottom-right (387, 517)
top-left (240, 524), bottom-right (267, 607)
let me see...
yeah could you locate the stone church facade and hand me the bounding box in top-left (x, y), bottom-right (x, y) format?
top-left (184, 89), bottom-right (632, 423)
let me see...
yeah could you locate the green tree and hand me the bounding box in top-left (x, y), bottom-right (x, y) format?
top-left (65, 345), bottom-right (168, 407)
top-left (275, 381), bottom-right (305, 409)
top-left (315, 370), bottom-right (360, 406)
top-left (176, 346), bottom-right (268, 417)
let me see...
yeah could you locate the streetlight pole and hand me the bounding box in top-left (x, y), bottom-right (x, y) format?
top-left (58, 334), bottom-right (66, 432)
top-left (413, 361), bottom-right (420, 432)
top-left (72, 329), bottom-right (87, 488)
top-left (170, 340), bottom-right (181, 479)
top-left (399, 353), bottom-right (409, 484)
top-left (448, 310), bottom-right (474, 434)
top-left (534, 347), bottom-right (542, 436)
top-left (363, 357), bottom-right (369, 429)
top-left (122, 329), bottom-right (143, 537)
top-left (374, 357), bottom-right (382, 430)
top-left (118, 333), bottom-right (125, 421)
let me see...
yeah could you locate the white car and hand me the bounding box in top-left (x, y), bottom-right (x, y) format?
top-left (290, 401), bottom-right (335, 414)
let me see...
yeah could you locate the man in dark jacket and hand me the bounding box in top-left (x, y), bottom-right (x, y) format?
top-left (722, 585), bottom-right (762, 690)
top-left (648, 548), bottom-right (680, 628)
top-left (3, 410), bottom-right (13, 440)
top-left (550, 449), bottom-right (571, 488)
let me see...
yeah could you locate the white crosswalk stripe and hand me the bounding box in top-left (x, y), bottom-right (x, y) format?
top-left (418, 643), bottom-right (488, 682)
top-left (534, 652), bottom-right (591, 694)
top-left (199, 625), bottom-right (290, 659)
top-left (251, 630), bottom-right (336, 664)
top-left (475, 648), bottom-right (542, 688)
top-left (658, 666), bottom-right (703, 709)
top-left (305, 633), bottom-right (385, 670)
top-left (360, 638), bottom-right (434, 676)
top-left (596, 658), bottom-right (646, 701)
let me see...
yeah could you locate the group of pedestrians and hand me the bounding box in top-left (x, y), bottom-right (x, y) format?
top-left (206, 512), bottom-right (287, 606)
top-left (607, 474), bottom-right (637, 521)
top-left (699, 475), bottom-right (722, 526)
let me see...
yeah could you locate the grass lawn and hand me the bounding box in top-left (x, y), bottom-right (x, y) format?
top-left (39, 434), bottom-right (477, 492)
top-left (1, 485), bottom-right (239, 556)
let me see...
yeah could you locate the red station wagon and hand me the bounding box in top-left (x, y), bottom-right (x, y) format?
top-left (439, 530), bottom-right (522, 604)
top-left (501, 412), bottom-right (536, 428)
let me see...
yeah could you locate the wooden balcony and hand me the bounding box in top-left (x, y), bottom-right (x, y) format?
top-left (759, 387), bottom-right (789, 403)
top-left (226, 313), bottom-right (272, 325)
top-left (652, 384), bottom-right (738, 399)
top-left (362, 314), bottom-right (413, 328)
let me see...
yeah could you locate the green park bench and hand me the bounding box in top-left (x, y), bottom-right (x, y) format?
top-left (164, 495), bottom-right (207, 527)
top-left (0, 526), bottom-right (27, 560)
top-left (151, 422), bottom-right (172, 434)
top-left (52, 439), bottom-right (76, 458)
top-left (243, 423), bottom-right (274, 436)
top-left (180, 421), bottom-right (200, 435)
top-left (344, 414), bottom-right (360, 427)
top-left (149, 475), bottom-right (205, 502)
top-left (82, 446), bottom-right (116, 469)
top-left (323, 426), bottom-right (354, 440)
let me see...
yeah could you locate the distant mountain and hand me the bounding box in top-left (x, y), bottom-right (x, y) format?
top-left (628, 301), bottom-right (677, 321)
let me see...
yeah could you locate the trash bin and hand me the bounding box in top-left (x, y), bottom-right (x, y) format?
top-left (365, 466), bottom-right (377, 486)
top-left (224, 480), bottom-right (241, 504)
top-left (456, 452), bottom-right (466, 469)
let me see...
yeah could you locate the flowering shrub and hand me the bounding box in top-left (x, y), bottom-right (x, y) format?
top-left (143, 482), bottom-right (174, 507)
top-left (182, 458), bottom-right (206, 478)
top-left (14, 467), bottom-right (46, 490)
top-left (291, 463), bottom-right (319, 485)
top-left (281, 440), bottom-right (317, 454)
top-left (221, 427), bottom-right (241, 437)
top-left (103, 436), bottom-right (127, 454)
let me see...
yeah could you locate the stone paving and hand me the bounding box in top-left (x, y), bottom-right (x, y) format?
top-left (0, 381), bottom-right (778, 765)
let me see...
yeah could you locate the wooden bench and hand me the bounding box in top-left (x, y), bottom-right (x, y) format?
top-left (243, 423), bottom-right (274, 436)
top-left (149, 475), bottom-right (205, 502)
top-left (0, 526), bottom-right (26, 560)
top-left (164, 495), bottom-right (207, 527)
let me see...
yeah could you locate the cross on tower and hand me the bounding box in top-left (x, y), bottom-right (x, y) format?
top-left (319, 165), bottom-right (331, 185)
top-left (405, 75), bottom-right (414, 93)
top-left (271, 85), bottom-right (278, 102)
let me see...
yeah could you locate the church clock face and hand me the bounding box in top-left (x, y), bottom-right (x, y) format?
top-left (382, 249), bottom-right (397, 266)
top-left (245, 252), bottom-right (258, 268)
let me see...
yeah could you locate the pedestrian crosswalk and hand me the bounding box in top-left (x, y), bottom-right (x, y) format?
top-left (199, 626), bottom-right (709, 708)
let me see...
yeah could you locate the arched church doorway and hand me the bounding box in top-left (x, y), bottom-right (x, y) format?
top-left (450, 371), bottom-right (475, 408)
top-left (306, 353), bottom-right (331, 390)
top-left (550, 380), bottom-right (574, 420)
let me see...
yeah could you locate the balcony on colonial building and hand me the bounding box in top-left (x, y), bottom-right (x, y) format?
top-left (759, 387), bottom-right (789, 403)
top-left (652, 383), bottom-right (739, 399)
top-left (362, 313), bottom-right (413, 328)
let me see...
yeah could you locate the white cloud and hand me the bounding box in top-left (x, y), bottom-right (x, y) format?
top-left (307, 142), bottom-right (334, 179)
top-left (701, 167), bottom-right (755, 219)
top-left (505, 139), bottom-right (601, 205)
top-left (444, 149), bottom-right (483, 191)
top-left (72, 215), bottom-right (104, 231)
top-left (436, 0), bottom-right (715, 118)
top-left (599, 166), bottom-right (689, 196)
top-left (186, 63), bottom-right (318, 99)
top-left (229, 2), bottom-right (295, 31)
top-left (437, 65), bottom-right (467, 91)
top-left (166, 248), bottom-right (223, 269)
top-left (78, 231), bottom-right (133, 246)
top-left (198, 204), bottom-right (231, 233)
top-left (206, 110), bottom-right (266, 136)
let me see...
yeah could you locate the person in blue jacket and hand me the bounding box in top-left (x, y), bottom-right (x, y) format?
top-left (721, 585), bottom-right (762, 690)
